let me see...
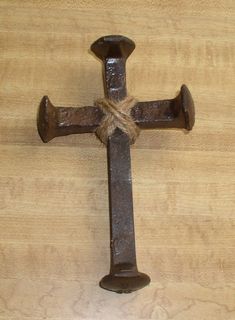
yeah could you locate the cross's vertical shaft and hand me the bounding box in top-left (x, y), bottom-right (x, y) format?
top-left (105, 54), bottom-right (137, 271)
top-left (91, 35), bottom-right (150, 293)
top-left (107, 129), bottom-right (137, 274)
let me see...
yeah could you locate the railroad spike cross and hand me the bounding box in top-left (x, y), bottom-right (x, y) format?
top-left (37, 35), bottom-right (195, 294)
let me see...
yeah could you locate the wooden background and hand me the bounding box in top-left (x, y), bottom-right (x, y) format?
top-left (0, 1), bottom-right (235, 319)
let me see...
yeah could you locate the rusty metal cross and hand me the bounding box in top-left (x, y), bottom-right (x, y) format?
top-left (37, 35), bottom-right (195, 293)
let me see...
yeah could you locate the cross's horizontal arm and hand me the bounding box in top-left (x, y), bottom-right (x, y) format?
top-left (38, 85), bottom-right (194, 143)
top-left (132, 84), bottom-right (194, 130)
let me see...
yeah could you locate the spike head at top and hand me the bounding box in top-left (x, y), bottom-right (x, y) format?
top-left (91, 35), bottom-right (135, 101)
top-left (90, 35), bottom-right (135, 60)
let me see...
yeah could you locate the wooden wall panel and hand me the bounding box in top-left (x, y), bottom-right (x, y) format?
top-left (0, 1), bottom-right (234, 319)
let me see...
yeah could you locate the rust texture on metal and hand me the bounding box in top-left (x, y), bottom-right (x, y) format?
top-left (37, 35), bottom-right (195, 293)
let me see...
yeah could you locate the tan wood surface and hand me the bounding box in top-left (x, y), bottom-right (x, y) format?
top-left (0, 1), bottom-right (235, 319)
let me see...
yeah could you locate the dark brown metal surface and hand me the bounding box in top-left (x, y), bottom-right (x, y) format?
top-left (38, 85), bottom-right (194, 143)
top-left (37, 35), bottom-right (195, 293)
top-left (91, 36), bottom-right (150, 293)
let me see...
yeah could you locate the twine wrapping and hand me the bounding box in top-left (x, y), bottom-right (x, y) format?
top-left (95, 96), bottom-right (140, 145)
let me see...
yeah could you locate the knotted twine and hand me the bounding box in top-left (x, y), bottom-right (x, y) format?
top-left (95, 96), bottom-right (140, 145)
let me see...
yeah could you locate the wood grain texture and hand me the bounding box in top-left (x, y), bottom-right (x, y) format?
top-left (0, 1), bottom-right (235, 319)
